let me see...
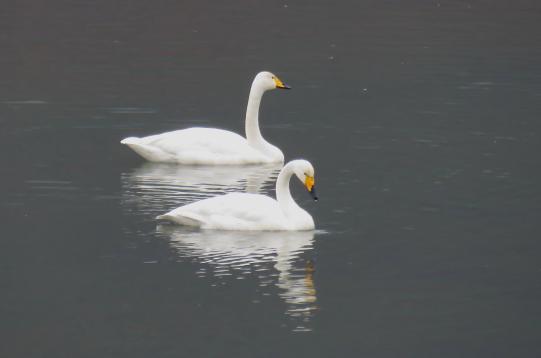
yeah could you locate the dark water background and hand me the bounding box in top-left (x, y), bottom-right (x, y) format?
top-left (2, 1), bottom-right (541, 357)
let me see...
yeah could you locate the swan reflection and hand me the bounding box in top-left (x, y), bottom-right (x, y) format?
top-left (157, 226), bottom-right (318, 332)
top-left (121, 163), bottom-right (281, 215)
top-left (120, 163), bottom-right (316, 330)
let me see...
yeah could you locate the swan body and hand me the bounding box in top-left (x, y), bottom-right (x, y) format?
top-left (121, 71), bottom-right (289, 165)
top-left (157, 160), bottom-right (318, 231)
top-left (121, 128), bottom-right (278, 165)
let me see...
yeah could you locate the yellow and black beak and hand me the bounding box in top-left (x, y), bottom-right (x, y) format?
top-left (273, 76), bottom-right (291, 90)
top-left (304, 176), bottom-right (318, 201)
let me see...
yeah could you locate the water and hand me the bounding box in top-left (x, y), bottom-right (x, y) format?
top-left (2, 1), bottom-right (541, 357)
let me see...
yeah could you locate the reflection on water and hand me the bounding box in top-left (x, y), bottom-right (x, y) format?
top-left (121, 162), bottom-right (317, 330)
top-left (157, 226), bottom-right (318, 332)
top-left (121, 162), bottom-right (281, 216)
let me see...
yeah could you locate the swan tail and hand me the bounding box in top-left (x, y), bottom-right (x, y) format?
top-left (120, 137), bottom-right (140, 145)
top-left (156, 212), bottom-right (204, 227)
top-left (121, 137), bottom-right (172, 162)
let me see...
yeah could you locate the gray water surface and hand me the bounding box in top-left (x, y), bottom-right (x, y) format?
top-left (2, 1), bottom-right (541, 357)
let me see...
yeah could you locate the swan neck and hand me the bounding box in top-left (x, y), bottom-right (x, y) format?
top-left (276, 164), bottom-right (301, 214)
top-left (245, 82), bottom-right (265, 145)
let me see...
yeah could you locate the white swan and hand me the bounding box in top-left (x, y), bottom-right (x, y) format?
top-left (156, 160), bottom-right (318, 230)
top-left (120, 71), bottom-right (290, 165)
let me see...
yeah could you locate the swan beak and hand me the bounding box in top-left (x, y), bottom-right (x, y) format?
top-left (309, 186), bottom-right (318, 201)
top-left (273, 76), bottom-right (291, 90)
top-left (305, 176), bottom-right (318, 201)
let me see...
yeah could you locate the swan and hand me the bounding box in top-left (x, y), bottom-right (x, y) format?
top-left (120, 71), bottom-right (290, 165)
top-left (156, 159), bottom-right (318, 230)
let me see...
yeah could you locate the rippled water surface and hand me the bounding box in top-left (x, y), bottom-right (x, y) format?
top-left (2, 1), bottom-right (541, 357)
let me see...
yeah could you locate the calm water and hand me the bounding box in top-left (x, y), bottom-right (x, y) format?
top-left (2, 1), bottom-right (541, 357)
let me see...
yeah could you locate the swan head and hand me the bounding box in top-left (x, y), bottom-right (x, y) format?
top-left (290, 159), bottom-right (318, 201)
top-left (254, 71), bottom-right (291, 91)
